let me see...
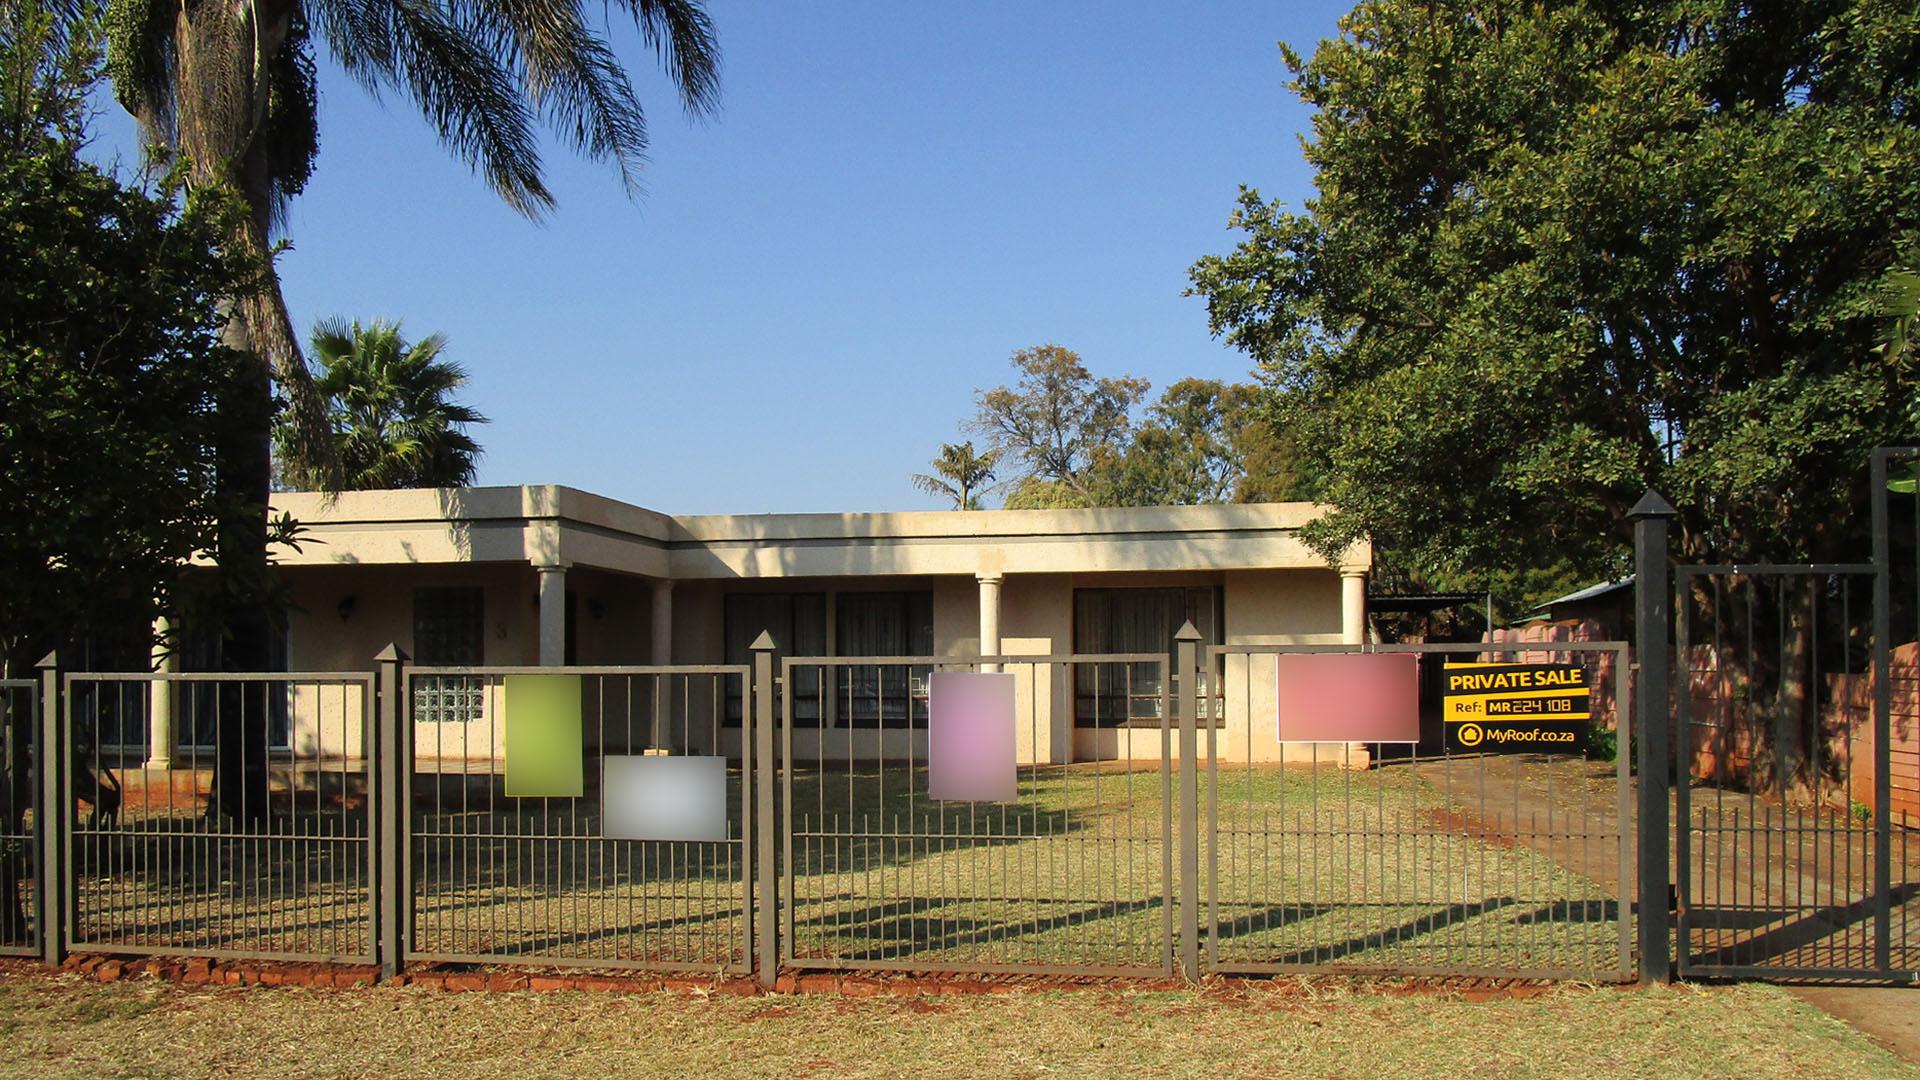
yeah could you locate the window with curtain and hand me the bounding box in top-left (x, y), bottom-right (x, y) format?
top-left (724, 593), bottom-right (826, 725)
top-left (1072, 587), bottom-right (1217, 726)
top-left (412, 586), bottom-right (485, 726)
top-left (834, 591), bottom-right (933, 728)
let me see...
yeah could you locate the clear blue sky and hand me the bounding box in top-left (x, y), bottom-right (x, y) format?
top-left (92, 1), bottom-right (1350, 513)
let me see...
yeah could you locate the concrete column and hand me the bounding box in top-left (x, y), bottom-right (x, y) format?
top-left (1339, 568), bottom-right (1371, 769)
top-left (977, 574), bottom-right (1003, 673)
top-left (1340, 569), bottom-right (1368, 645)
top-left (649, 579), bottom-right (674, 665)
top-left (146, 616), bottom-right (175, 771)
top-left (537, 564), bottom-right (568, 666)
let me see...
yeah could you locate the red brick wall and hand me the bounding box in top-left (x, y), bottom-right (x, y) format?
top-left (1680, 639), bottom-right (1919, 827)
top-left (1846, 641), bottom-right (1920, 827)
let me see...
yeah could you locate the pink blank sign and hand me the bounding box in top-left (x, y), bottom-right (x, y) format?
top-left (928, 672), bottom-right (1017, 802)
top-left (1275, 653), bottom-right (1419, 743)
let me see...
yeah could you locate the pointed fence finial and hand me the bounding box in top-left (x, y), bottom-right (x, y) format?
top-left (749, 630), bottom-right (777, 652)
top-left (1174, 620), bottom-right (1202, 642)
top-left (1628, 489), bottom-right (1677, 519)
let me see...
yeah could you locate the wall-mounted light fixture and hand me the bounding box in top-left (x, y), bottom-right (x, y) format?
top-left (337, 595), bottom-right (358, 622)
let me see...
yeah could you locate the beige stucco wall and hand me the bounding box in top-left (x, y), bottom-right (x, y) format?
top-left (266, 563), bottom-right (1357, 766)
top-left (280, 563), bottom-right (662, 761)
top-left (268, 488), bottom-right (1366, 583)
top-left (252, 486), bottom-right (1371, 768)
top-left (284, 563), bottom-right (534, 671)
top-left (1219, 569), bottom-right (1362, 764)
top-left (269, 487), bottom-right (672, 576)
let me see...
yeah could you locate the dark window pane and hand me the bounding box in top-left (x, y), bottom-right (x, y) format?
top-left (724, 593), bottom-right (826, 725)
top-left (1072, 587), bottom-right (1217, 727)
top-left (835, 592), bottom-right (933, 728)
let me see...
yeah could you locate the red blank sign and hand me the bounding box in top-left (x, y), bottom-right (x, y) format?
top-left (1275, 653), bottom-right (1420, 743)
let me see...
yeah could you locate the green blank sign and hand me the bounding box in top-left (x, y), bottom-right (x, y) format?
top-left (504, 673), bottom-right (583, 797)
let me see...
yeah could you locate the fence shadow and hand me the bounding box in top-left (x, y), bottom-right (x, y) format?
top-left (1687, 883), bottom-right (1920, 968)
top-left (796, 893), bottom-right (1169, 961)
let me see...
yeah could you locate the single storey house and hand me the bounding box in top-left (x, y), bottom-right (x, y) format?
top-left (135, 485), bottom-right (1370, 766)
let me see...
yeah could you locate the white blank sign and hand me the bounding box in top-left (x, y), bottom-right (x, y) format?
top-left (603, 755), bottom-right (728, 842)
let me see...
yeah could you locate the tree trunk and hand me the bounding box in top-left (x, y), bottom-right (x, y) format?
top-left (168, 0), bottom-right (329, 825)
top-left (1773, 591), bottom-right (1811, 800)
top-left (209, 308), bottom-right (274, 826)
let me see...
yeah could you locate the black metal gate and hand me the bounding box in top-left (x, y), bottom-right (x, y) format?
top-left (1673, 447), bottom-right (1920, 983)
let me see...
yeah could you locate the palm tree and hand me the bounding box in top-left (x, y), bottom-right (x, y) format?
top-left (911, 442), bottom-right (1000, 510)
top-left (81, 0), bottom-right (717, 818)
top-left (95, 0), bottom-right (718, 481)
top-left (88, 0), bottom-right (718, 577)
top-left (290, 318), bottom-right (487, 489)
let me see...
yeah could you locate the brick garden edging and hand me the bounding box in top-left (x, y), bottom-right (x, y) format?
top-left (14, 956), bottom-right (1580, 1002)
top-left (43, 955), bottom-right (1180, 996)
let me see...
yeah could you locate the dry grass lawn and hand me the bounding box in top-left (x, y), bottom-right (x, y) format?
top-left (0, 975), bottom-right (1909, 1080)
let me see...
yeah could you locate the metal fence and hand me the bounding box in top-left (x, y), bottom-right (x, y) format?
top-left (21, 518), bottom-right (1910, 987)
top-left (24, 642), bottom-right (1642, 983)
top-left (1674, 565), bottom-right (1883, 978)
top-left (59, 672), bottom-right (375, 963)
top-left (1201, 641), bottom-right (1634, 982)
top-left (0, 680), bottom-right (39, 958)
top-left (19, 462), bottom-right (1920, 987)
top-left (777, 653), bottom-right (1175, 977)
top-left (401, 664), bottom-right (754, 974)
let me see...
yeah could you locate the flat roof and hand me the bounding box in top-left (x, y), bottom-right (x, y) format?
top-left (268, 485), bottom-right (1367, 580)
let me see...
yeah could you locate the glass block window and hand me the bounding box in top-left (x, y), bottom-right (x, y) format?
top-left (413, 587), bottom-right (485, 724)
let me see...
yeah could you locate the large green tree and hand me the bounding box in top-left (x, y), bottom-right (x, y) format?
top-left (1, 1), bottom-right (267, 926)
top-left (1190, 0), bottom-right (1920, 605)
top-left (284, 317), bottom-right (487, 489)
top-left (1, 1), bottom-right (254, 676)
top-left (1116, 378), bottom-right (1305, 506)
top-left (971, 344), bottom-right (1147, 507)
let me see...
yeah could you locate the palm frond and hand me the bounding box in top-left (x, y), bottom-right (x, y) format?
top-left (313, 0), bottom-right (551, 215)
top-left (621, 0), bottom-right (718, 115)
top-left (313, 0), bottom-right (715, 216)
top-left (452, 0), bottom-right (651, 193)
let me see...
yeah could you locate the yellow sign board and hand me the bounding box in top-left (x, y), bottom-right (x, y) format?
top-left (1441, 662), bottom-right (1590, 753)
